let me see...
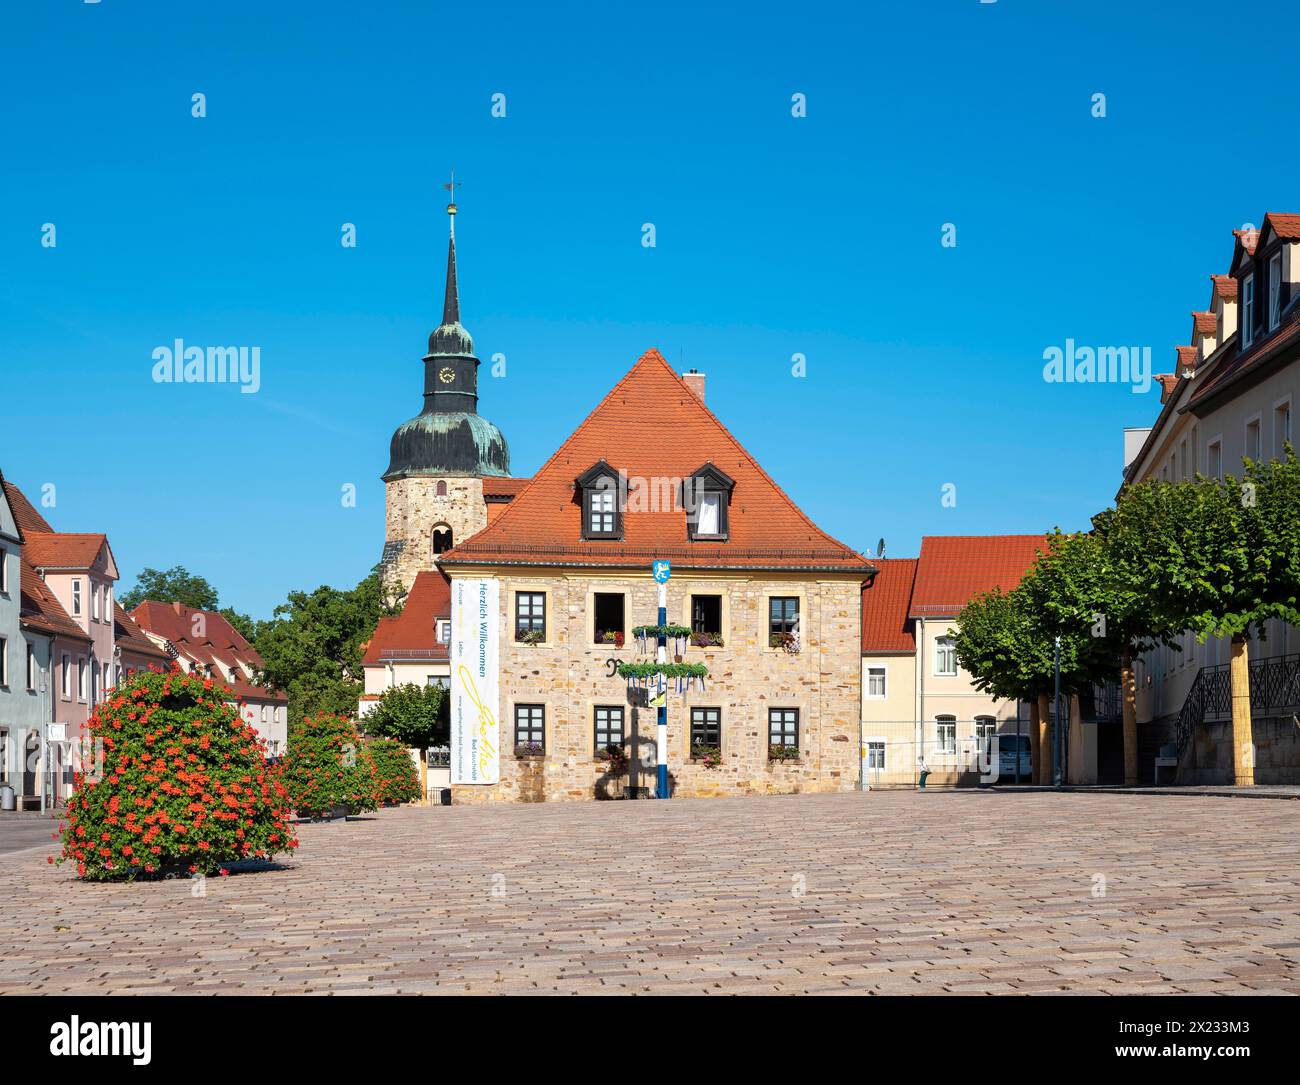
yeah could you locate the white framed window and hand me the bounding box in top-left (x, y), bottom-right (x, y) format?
top-left (437, 619), bottom-right (451, 643)
top-left (935, 715), bottom-right (957, 754)
top-left (92, 584), bottom-right (100, 621)
top-left (588, 488), bottom-right (615, 535)
top-left (27, 643), bottom-right (36, 690)
top-left (1269, 253), bottom-right (1282, 331)
top-left (0, 636), bottom-right (7, 687)
top-left (974, 716), bottom-right (996, 742)
top-left (864, 740), bottom-right (886, 771)
top-left (1207, 438), bottom-right (1223, 479)
top-left (77, 656), bottom-right (87, 701)
top-left (1245, 415), bottom-right (1262, 462)
top-left (104, 586), bottom-right (112, 616)
top-left (934, 637), bottom-right (958, 677)
top-left (0, 547), bottom-right (7, 593)
top-left (101, 661), bottom-right (109, 697)
top-left (60, 653), bottom-right (70, 698)
top-left (261, 706), bottom-right (268, 724)
top-left (1242, 274), bottom-right (1256, 346)
top-left (71, 579), bottom-right (82, 616)
top-left (1275, 397), bottom-right (1293, 457)
top-left (864, 665), bottom-right (887, 699)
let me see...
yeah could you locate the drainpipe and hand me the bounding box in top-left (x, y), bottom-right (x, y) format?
top-left (915, 617), bottom-right (925, 782)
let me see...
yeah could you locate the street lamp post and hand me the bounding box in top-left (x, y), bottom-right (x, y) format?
top-left (1053, 635), bottom-right (1063, 788)
top-left (652, 561), bottom-right (671, 799)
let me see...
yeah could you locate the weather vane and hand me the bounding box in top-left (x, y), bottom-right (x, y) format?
top-left (443, 170), bottom-right (460, 233)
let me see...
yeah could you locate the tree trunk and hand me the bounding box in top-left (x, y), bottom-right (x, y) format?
top-left (1035, 693), bottom-right (1051, 785)
top-left (1067, 693), bottom-right (1085, 784)
top-left (1230, 633), bottom-right (1255, 786)
top-left (1120, 646), bottom-right (1139, 786)
top-left (1028, 699), bottom-right (1041, 785)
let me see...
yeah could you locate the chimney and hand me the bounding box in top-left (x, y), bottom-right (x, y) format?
top-left (682, 368), bottom-right (705, 403)
top-left (172, 601), bottom-right (184, 615)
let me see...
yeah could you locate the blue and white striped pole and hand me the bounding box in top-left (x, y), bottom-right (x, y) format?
top-left (656, 579), bottom-right (669, 799)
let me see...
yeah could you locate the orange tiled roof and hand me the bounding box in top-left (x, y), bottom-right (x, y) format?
top-left (1192, 312), bottom-right (1216, 335)
top-left (860, 559), bottom-right (917, 653)
top-left (483, 478), bottom-right (531, 499)
top-left (1265, 212), bottom-right (1300, 240)
top-left (113, 602), bottom-right (170, 662)
top-left (2, 480), bottom-right (53, 534)
top-left (440, 350), bottom-right (873, 573)
top-left (1175, 346), bottom-right (1199, 370)
top-left (909, 535), bottom-right (1047, 618)
top-left (362, 570), bottom-right (451, 664)
top-left (1211, 274), bottom-right (1238, 299)
top-left (130, 600), bottom-right (285, 704)
top-left (22, 531), bottom-right (108, 570)
top-left (19, 559), bottom-right (91, 644)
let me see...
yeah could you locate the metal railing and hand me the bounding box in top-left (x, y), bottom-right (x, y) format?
top-left (1176, 652), bottom-right (1300, 757)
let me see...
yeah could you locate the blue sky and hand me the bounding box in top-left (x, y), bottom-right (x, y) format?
top-left (1, 0), bottom-right (1295, 618)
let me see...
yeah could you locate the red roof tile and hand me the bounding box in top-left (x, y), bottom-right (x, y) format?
top-left (1265, 212), bottom-right (1300, 240)
top-left (909, 535), bottom-right (1047, 618)
top-left (1211, 274), bottom-right (1238, 299)
top-left (131, 600), bottom-right (285, 703)
top-left (362, 571), bottom-right (451, 664)
top-left (2, 480), bottom-right (53, 534)
top-left (440, 350), bottom-right (873, 573)
top-left (1190, 309), bottom-right (1300, 409)
top-left (113, 602), bottom-right (170, 662)
top-left (860, 559), bottom-right (917, 653)
top-left (483, 477), bottom-right (532, 499)
top-left (18, 559), bottom-right (91, 644)
top-left (22, 531), bottom-right (109, 570)
top-left (1192, 312), bottom-right (1217, 335)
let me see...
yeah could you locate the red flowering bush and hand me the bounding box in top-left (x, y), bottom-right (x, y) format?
top-left (367, 739), bottom-right (421, 806)
top-left (282, 714), bottom-right (379, 818)
top-left (55, 666), bottom-right (297, 881)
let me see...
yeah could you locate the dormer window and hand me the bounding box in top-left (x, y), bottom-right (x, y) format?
top-left (577, 461), bottom-right (623, 540)
top-left (1242, 273), bottom-right (1256, 347)
top-left (685, 463), bottom-right (734, 541)
top-left (1269, 253), bottom-right (1282, 331)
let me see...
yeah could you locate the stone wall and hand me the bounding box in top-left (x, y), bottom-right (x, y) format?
top-left (382, 476), bottom-right (486, 593)
top-left (451, 571), bottom-right (864, 803)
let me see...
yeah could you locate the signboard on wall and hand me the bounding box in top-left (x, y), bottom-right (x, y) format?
top-left (450, 577), bottom-right (500, 785)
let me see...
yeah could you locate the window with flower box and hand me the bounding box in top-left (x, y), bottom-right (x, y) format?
top-left (514, 704), bottom-right (545, 754)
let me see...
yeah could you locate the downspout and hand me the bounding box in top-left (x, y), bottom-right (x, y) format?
top-left (915, 617), bottom-right (925, 783)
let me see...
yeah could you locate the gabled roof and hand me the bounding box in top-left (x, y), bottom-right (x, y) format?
top-left (113, 602), bottom-right (170, 662)
top-left (1211, 274), bottom-right (1238, 300)
top-left (909, 535), bottom-right (1047, 618)
top-left (1263, 212), bottom-right (1300, 241)
top-left (1192, 312), bottom-right (1216, 335)
top-left (131, 600), bottom-right (285, 703)
top-left (860, 559), bottom-right (917, 653)
top-left (440, 349), bottom-right (873, 573)
top-left (1, 478), bottom-right (53, 534)
top-left (22, 531), bottom-right (115, 575)
top-left (19, 559), bottom-right (91, 644)
top-left (361, 570), bottom-right (451, 665)
top-left (0, 469), bottom-right (23, 544)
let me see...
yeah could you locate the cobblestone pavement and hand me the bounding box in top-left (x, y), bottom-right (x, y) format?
top-left (2, 790), bottom-right (1298, 994)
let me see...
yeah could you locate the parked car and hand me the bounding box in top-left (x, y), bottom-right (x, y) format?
top-left (995, 733), bottom-right (1032, 781)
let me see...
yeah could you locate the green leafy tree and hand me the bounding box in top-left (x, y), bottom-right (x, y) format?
top-left (255, 569), bottom-right (401, 727)
top-left (1106, 458), bottom-right (1300, 785)
top-left (120, 565), bottom-right (220, 612)
top-left (220, 607), bottom-right (259, 643)
top-left (361, 682), bottom-right (449, 749)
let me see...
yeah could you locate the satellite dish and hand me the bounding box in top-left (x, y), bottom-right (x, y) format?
top-left (877, 538), bottom-right (886, 559)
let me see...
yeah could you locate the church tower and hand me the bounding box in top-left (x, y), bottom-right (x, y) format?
top-left (381, 194), bottom-right (511, 592)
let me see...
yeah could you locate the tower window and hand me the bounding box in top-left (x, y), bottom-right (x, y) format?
top-left (432, 525), bottom-right (453, 555)
top-left (436, 480), bottom-right (448, 497)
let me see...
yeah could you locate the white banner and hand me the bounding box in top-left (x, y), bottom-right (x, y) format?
top-left (450, 577), bottom-right (500, 785)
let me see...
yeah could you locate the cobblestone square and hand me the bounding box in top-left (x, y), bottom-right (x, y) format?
top-left (2, 791), bottom-right (1298, 994)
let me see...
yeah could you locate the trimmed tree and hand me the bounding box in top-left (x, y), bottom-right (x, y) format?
top-left (54, 667), bottom-right (297, 881)
top-left (367, 739), bottom-right (422, 806)
top-left (282, 714), bottom-right (380, 818)
top-left (361, 682), bottom-right (449, 750)
top-left (1106, 457), bottom-right (1300, 785)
